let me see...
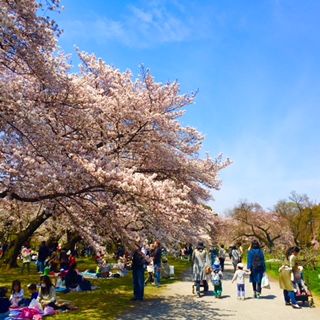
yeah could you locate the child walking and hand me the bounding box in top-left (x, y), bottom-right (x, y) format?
top-left (232, 263), bottom-right (250, 300)
top-left (211, 262), bottom-right (223, 298)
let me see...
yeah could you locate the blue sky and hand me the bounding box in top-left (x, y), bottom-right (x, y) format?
top-left (54, 0), bottom-right (320, 214)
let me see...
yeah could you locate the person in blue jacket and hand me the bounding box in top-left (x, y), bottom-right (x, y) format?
top-left (247, 240), bottom-right (266, 298)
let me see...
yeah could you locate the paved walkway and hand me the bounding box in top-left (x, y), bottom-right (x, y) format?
top-left (118, 259), bottom-right (320, 320)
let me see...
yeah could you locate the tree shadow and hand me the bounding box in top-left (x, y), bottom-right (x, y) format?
top-left (222, 272), bottom-right (235, 281)
top-left (118, 294), bottom-right (235, 320)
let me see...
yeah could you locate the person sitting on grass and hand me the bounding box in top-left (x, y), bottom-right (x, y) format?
top-left (0, 287), bottom-right (11, 320)
top-left (38, 275), bottom-right (57, 309)
top-left (96, 258), bottom-right (111, 278)
top-left (38, 275), bottom-right (77, 312)
top-left (67, 250), bottom-right (77, 268)
top-left (65, 264), bottom-right (81, 291)
top-left (10, 280), bottom-right (24, 307)
top-left (117, 256), bottom-right (129, 277)
top-left (59, 250), bottom-right (69, 270)
top-left (47, 251), bottom-right (60, 273)
top-left (22, 283), bottom-right (39, 306)
top-left (56, 269), bottom-right (67, 290)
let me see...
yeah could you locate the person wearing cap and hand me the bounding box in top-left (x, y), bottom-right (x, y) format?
top-left (211, 262), bottom-right (223, 298)
top-left (232, 262), bottom-right (250, 300)
top-left (192, 242), bottom-right (210, 297)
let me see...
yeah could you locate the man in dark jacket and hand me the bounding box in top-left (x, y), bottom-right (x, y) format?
top-left (132, 244), bottom-right (148, 301)
top-left (37, 241), bottom-right (50, 273)
top-left (152, 240), bottom-right (162, 287)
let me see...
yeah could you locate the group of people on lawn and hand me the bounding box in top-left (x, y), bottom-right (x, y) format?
top-left (0, 242), bottom-right (91, 319)
top-left (0, 275), bottom-right (70, 319)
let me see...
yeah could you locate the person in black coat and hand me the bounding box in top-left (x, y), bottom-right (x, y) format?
top-left (38, 241), bottom-right (50, 273)
top-left (131, 244), bottom-right (149, 301)
top-left (0, 287), bottom-right (10, 318)
top-left (152, 240), bottom-right (162, 287)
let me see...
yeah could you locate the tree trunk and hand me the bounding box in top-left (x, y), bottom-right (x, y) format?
top-left (64, 230), bottom-right (81, 253)
top-left (6, 210), bottom-right (52, 268)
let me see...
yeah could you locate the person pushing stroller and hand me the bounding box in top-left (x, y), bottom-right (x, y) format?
top-left (192, 242), bottom-right (210, 297)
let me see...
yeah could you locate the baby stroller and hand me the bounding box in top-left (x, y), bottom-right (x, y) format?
top-left (192, 265), bottom-right (210, 296)
top-left (293, 267), bottom-right (314, 307)
top-left (295, 285), bottom-right (314, 307)
top-left (192, 280), bottom-right (209, 295)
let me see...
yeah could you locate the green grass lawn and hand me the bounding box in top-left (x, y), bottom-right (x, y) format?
top-left (0, 257), bottom-right (191, 319)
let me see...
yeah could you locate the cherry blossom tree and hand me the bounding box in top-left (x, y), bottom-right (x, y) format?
top-left (230, 202), bottom-right (293, 252)
top-left (0, 0), bottom-right (230, 266)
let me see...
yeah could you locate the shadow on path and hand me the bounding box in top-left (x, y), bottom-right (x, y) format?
top-left (118, 295), bottom-right (235, 320)
top-left (259, 295), bottom-right (277, 300)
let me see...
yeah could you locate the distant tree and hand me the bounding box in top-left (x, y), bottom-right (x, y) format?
top-left (230, 201), bottom-right (292, 252)
top-left (275, 192), bottom-right (320, 247)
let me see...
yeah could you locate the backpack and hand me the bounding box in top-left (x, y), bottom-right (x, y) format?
top-left (212, 272), bottom-right (221, 286)
top-left (252, 251), bottom-right (263, 269)
top-left (232, 249), bottom-right (240, 262)
top-left (219, 248), bottom-right (226, 259)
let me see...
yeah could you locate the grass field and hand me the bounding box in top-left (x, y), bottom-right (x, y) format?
top-left (0, 257), bottom-right (191, 319)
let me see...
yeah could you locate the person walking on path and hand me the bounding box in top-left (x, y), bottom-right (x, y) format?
top-left (131, 244), bottom-right (148, 301)
top-left (211, 261), bottom-right (223, 298)
top-left (231, 245), bottom-right (241, 272)
top-left (232, 262), bottom-right (250, 300)
top-left (279, 246), bottom-right (301, 309)
top-left (247, 239), bottom-right (266, 299)
top-left (218, 244), bottom-right (226, 272)
top-left (192, 242), bottom-right (210, 297)
top-left (237, 242), bottom-right (244, 262)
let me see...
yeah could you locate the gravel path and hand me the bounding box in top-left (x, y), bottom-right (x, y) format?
top-left (118, 259), bottom-right (320, 320)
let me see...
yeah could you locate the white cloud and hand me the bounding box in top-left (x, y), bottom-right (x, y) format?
top-left (60, 0), bottom-right (215, 48)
